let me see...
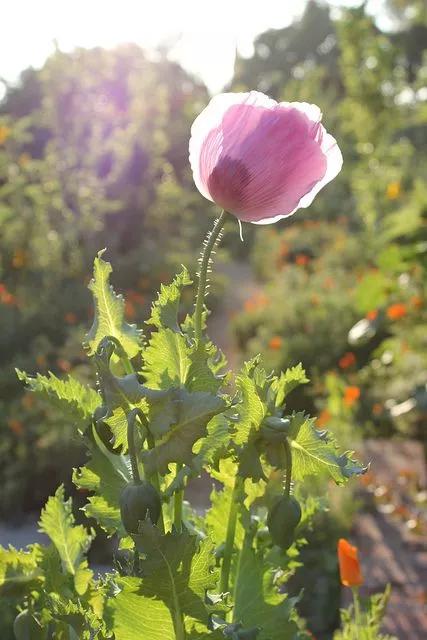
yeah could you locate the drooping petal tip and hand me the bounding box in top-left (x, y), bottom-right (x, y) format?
top-left (189, 91), bottom-right (343, 224)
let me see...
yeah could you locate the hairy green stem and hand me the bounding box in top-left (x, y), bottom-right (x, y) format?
top-left (283, 438), bottom-right (292, 497)
top-left (127, 410), bottom-right (141, 484)
top-left (174, 463), bottom-right (184, 533)
top-left (220, 474), bottom-right (243, 594)
top-left (352, 587), bottom-right (362, 639)
top-left (146, 432), bottom-right (165, 534)
top-left (194, 210), bottom-right (227, 343)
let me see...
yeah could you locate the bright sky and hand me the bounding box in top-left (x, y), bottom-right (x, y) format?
top-left (1, 0), bottom-right (383, 97)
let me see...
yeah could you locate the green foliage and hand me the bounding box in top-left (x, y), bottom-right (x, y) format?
top-left (288, 413), bottom-right (366, 484)
top-left (4, 241), bottom-right (370, 638)
top-left (16, 369), bottom-right (100, 427)
top-left (85, 252), bottom-right (143, 358)
top-left (147, 267), bottom-right (192, 332)
top-left (0, 486), bottom-right (108, 639)
top-left (3, 1), bottom-right (420, 636)
top-left (231, 541), bottom-right (300, 640)
top-left (334, 585), bottom-right (396, 640)
top-left (73, 433), bottom-right (131, 535)
top-left (0, 43), bottom-right (210, 517)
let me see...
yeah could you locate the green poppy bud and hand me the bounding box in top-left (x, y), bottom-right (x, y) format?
top-left (119, 481), bottom-right (161, 534)
top-left (267, 495), bottom-right (301, 550)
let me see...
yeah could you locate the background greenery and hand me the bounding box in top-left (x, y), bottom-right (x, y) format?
top-left (0, 1), bottom-right (425, 637)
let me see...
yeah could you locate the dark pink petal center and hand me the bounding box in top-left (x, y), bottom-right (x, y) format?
top-left (207, 156), bottom-right (252, 212)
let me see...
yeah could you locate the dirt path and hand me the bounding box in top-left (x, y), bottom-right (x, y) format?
top-left (349, 440), bottom-right (427, 638)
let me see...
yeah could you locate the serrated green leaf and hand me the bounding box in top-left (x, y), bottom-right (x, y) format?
top-left (144, 328), bottom-right (191, 388)
top-left (73, 435), bottom-right (131, 535)
top-left (38, 486), bottom-right (94, 594)
top-left (234, 359), bottom-right (267, 446)
top-left (288, 413), bottom-right (367, 484)
top-left (84, 251), bottom-right (142, 357)
top-left (48, 592), bottom-right (110, 639)
top-left (142, 388), bottom-right (227, 476)
top-left (0, 544), bottom-right (43, 598)
top-left (108, 524), bottom-right (224, 640)
top-left (232, 541), bottom-right (299, 640)
top-left (147, 267), bottom-right (192, 331)
top-left (16, 369), bottom-right (100, 425)
top-left (185, 336), bottom-right (228, 393)
top-left (272, 364), bottom-right (309, 408)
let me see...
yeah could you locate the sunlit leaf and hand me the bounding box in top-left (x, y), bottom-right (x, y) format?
top-left (38, 485), bottom-right (94, 594)
top-left (84, 251), bottom-right (142, 358)
top-left (288, 413), bottom-right (367, 484)
top-left (107, 523), bottom-right (225, 639)
top-left (16, 369), bottom-right (100, 426)
top-left (147, 267), bottom-right (192, 331)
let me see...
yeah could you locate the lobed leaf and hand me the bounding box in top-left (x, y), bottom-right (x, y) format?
top-left (232, 540), bottom-right (300, 640)
top-left (38, 485), bottom-right (95, 594)
top-left (73, 436), bottom-right (131, 535)
top-left (84, 251), bottom-right (142, 358)
top-left (16, 369), bottom-right (100, 426)
top-left (147, 267), bottom-right (192, 331)
top-left (142, 388), bottom-right (227, 476)
top-left (288, 412), bottom-right (367, 484)
top-left (108, 523), bottom-right (225, 639)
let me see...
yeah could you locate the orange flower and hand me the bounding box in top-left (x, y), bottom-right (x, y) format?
top-left (366, 309), bottom-right (378, 321)
top-left (386, 181), bottom-right (401, 200)
top-left (138, 276), bottom-right (151, 290)
top-left (0, 288), bottom-right (17, 305)
top-left (0, 125), bottom-right (10, 145)
top-left (268, 336), bottom-right (283, 350)
top-left (8, 419), bottom-right (24, 436)
top-left (279, 242), bottom-right (289, 258)
top-left (387, 303), bottom-right (407, 320)
top-left (317, 409), bottom-right (331, 428)
top-left (311, 294), bottom-right (320, 306)
top-left (57, 358), bottom-right (71, 372)
top-left (322, 276), bottom-right (335, 290)
top-left (372, 402), bottom-right (383, 416)
top-left (36, 354), bottom-right (47, 367)
top-left (344, 386), bottom-right (360, 407)
top-left (18, 153), bottom-right (31, 167)
top-left (339, 352), bottom-right (356, 369)
top-left (338, 538), bottom-right (363, 587)
top-left (295, 254), bottom-right (310, 266)
top-left (125, 299), bottom-right (136, 319)
top-left (410, 295), bottom-right (423, 309)
top-left (21, 393), bottom-right (35, 409)
top-left (64, 312), bottom-right (78, 325)
top-left (244, 293), bottom-right (269, 312)
top-left (12, 249), bottom-right (27, 269)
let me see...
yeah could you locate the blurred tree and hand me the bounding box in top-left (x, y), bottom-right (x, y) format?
top-left (0, 44), bottom-right (213, 515)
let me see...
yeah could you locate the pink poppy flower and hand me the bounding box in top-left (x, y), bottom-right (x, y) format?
top-left (189, 91), bottom-right (343, 224)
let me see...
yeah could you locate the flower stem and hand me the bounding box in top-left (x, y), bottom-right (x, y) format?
top-left (220, 474), bottom-right (243, 594)
top-left (283, 438), bottom-right (292, 497)
top-left (352, 586), bottom-right (362, 639)
top-left (127, 410), bottom-right (141, 485)
top-left (194, 210), bottom-right (227, 343)
top-left (146, 432), bottom-right (165, 534)
top-left (174, 463), bottom-right (184, 533)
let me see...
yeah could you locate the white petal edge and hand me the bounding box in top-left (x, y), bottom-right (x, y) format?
top-left (189, 91), bottom-right (278, 203)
